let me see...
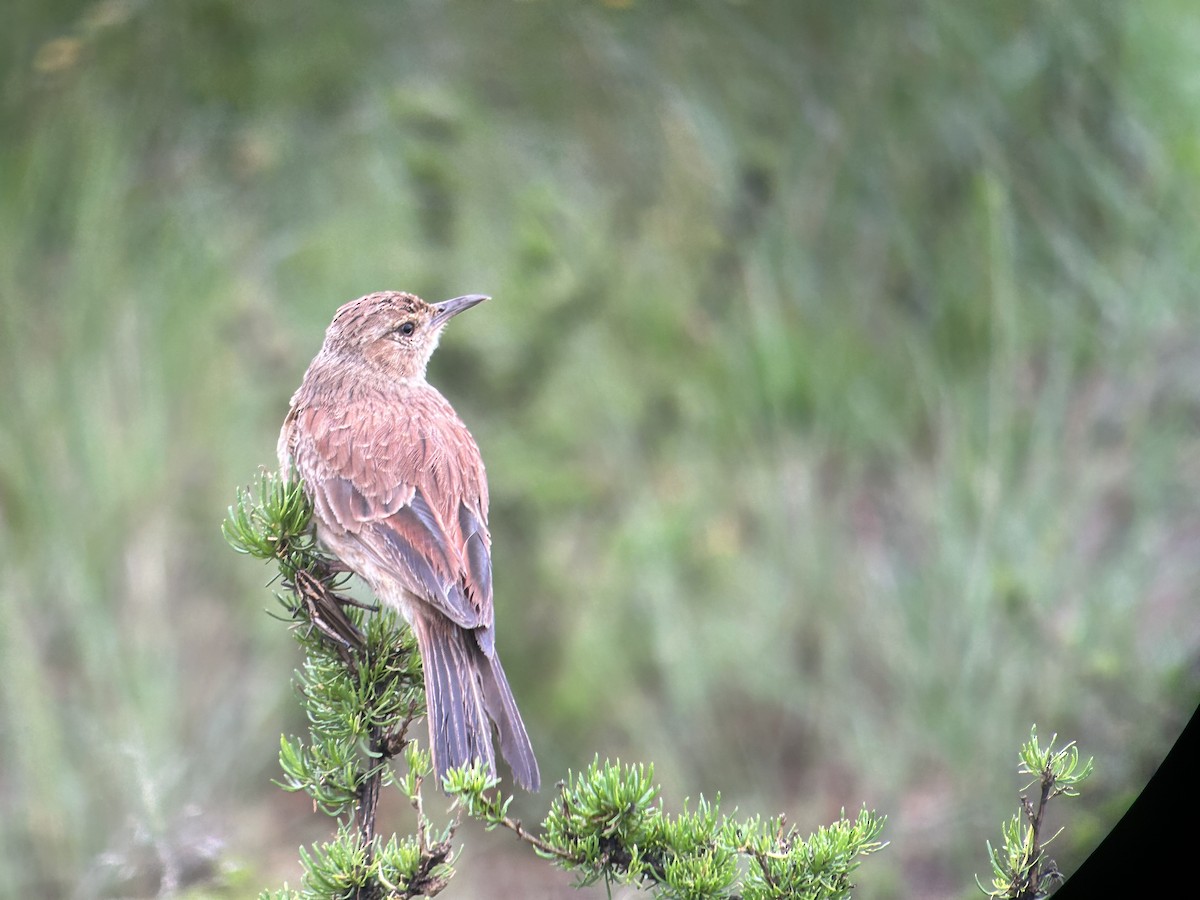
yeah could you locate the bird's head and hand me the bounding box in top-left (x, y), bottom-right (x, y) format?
top-left (321, 290), bottom-right (488, 380)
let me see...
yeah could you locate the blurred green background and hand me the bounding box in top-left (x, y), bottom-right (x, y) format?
top-left (2, 1), bottom-right (1198, 897)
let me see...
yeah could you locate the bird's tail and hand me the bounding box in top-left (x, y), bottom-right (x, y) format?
top-left (413, 613), bottom-right (541, 792)
top-left (477, 638), bottom-right (541, 792)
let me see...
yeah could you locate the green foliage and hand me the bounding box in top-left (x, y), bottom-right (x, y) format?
top-left (977, 727), bottom-right (1095, 900)
top-left (292, 824), bottom-right (450, 900)
top-left (446, 757), bottom-right (884, 900)
top-left (736, 809), bottom-right (886, 900)
top-left (223, 471), bottom-right (322, 579)
top-left (256, 823), bottom-right (452, 900)
top-left (277, 608), bottom-right (424, 811)
top-left (539, 757), bottom-right (662, 874)
top-left (227, 472), bottom-right (885, 898)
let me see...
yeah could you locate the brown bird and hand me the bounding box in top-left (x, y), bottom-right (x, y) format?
top-left (278, 290), bottom-right (540, 791)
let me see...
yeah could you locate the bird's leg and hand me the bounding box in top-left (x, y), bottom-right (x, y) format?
top-left (292, 568), bottom-right (367, 660)
top-left (330, 593), bottom-right (380, 613)
top-left (307, 558), bottom-right (382, 613)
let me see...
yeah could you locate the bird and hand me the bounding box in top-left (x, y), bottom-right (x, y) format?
top-left (277, 290), bottom-right (540, 792)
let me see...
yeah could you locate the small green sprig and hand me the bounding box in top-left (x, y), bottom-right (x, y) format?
top-left (224, 470), bottom-right (322, 580)
top-left (541, 757), bottom-right (662, 882)
top-left (254, 821), bottom-right (453, 900)
top-left (977, 726), bottom-right (1095, 900)
top-left (736, 807), bottom-right (885, 900)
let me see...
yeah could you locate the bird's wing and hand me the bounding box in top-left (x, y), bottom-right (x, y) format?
top-left (288, 394), bottom-right (493, 633)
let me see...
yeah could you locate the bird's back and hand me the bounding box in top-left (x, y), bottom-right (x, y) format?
top-left (282, 372), bottom-right (489, 526)
top-left (281, 370), bottom-right (494, 629)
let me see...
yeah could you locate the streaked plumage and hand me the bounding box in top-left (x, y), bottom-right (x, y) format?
top-left (278, 291), bottom-right (539, 791)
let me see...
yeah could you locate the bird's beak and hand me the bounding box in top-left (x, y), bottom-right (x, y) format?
top-left (431, 294), bottom-right (489, 327)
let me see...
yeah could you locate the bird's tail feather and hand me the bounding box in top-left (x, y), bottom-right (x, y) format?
top-left (478, 646), bottom-right (541, 792)
top-left (413, 614), bottom-right (540, 792)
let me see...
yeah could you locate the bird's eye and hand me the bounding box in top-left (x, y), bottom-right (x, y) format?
top-left (398, 321), bottom-right (416, 336)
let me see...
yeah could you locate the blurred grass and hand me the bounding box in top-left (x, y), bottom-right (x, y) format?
top-left (2, 1), bottom-right (1198, 897)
